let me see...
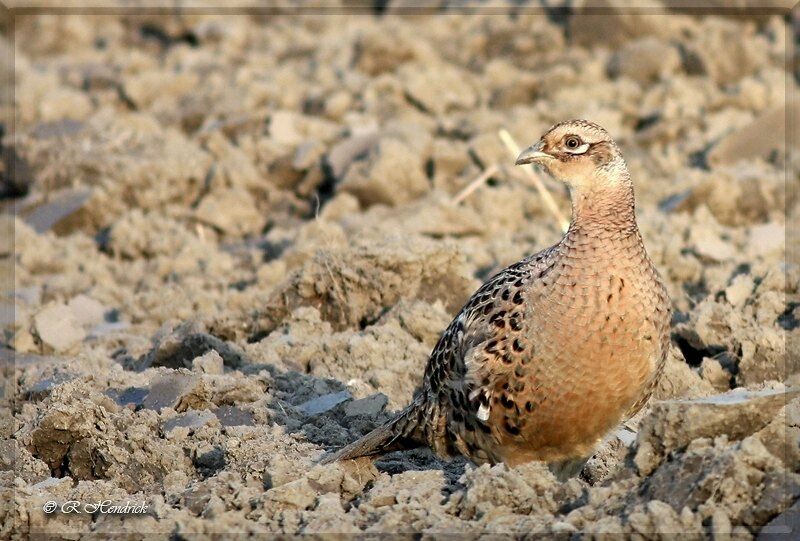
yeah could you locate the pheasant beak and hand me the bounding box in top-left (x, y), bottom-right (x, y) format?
top-left (515, 142), bottom-right (553, 165)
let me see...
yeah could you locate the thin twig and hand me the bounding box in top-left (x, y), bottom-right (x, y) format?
top-left (451, 164), bottom-right (500, 205)
top-left (498, 129), bottom-right (570, 232)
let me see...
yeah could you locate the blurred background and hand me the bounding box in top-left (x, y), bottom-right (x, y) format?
top-left (3, 1), bottom-right (799, 537)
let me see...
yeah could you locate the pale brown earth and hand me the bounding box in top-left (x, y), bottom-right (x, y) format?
top-left (2, 2), bottom-right (799, 538)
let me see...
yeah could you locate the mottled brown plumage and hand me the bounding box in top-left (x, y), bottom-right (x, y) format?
top-left (322, 120), bottom-right (671, 477)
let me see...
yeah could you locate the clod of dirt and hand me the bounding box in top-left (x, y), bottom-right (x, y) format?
top-left (634, 387), bottom-right (798, 476)
top-left (568, 0), bottom-right (692, 48)
top-left (607, 37), bottom-right (682, 84)
top-left (32, 303), bottom-right (86, 353)
top-left (453, 462), bottom-right (560, 520)
top-left (136, 321), bottom-right (247, 371)
top-left (192, 350), bottom-right (224, 375)
top-left (337, 128), bottom-right (432, 207)
top-left (66, 294), bottom-right (108, 328)
top-left (253, 234), bottom-right (476, 336)
top-left (708, 105), bottom-right (792, 167)
top-left (364, 469), bottom-right (445, 508)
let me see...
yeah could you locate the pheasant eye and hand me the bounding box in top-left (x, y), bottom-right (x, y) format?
top-left (565, 136), bottom-right (581, 149)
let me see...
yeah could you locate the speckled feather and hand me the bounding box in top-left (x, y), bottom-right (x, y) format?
top-left (322, 120), bottom-right (672, 471)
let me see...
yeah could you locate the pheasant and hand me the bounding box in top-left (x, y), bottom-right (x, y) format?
top-left (322, 120), bottom-right (672, 478)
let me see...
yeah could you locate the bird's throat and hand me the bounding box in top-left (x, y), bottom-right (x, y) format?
top-left (568, 183), bottom-right (637, 234)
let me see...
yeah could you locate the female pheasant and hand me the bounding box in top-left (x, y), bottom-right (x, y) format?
top-left (322, 120), bottom-right (671, 478)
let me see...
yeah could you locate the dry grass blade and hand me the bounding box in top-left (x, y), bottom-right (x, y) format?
top-left (498, 129), bottom-right (570, 232)
top-left (451, 164), bottom-right (500, 205)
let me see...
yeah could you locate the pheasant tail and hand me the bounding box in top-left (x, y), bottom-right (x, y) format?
top-left (320, 401), bottom-right (428, 464)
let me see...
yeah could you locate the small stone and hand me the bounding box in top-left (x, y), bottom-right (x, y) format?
top-left (23, 187), bottom-right (92, 234)
top-left (162, 410), bottom-right (216, 434)
top-left (142, 372), bottom-right (208, 412)
top-left (106, 386), bottom-right (149, 408)
top-left (192, 350), bottom-right (224, 375)
top-left (758, 498), bottom-right (800, 540)
top-left (26, 373), bottom-right (75, 401)
top-left (297, 390), bottom-right (352, 416)
top-left (269, 110), bottom-right (303, 145)
top-left (724, 274), bottom-right (754, 308)
top-left (343, 393), bottom-right (388, 418)
top-left (32, 303), bottom-right (86, 353)
top-left (213, 405), bottom-right (254, 426)
top-left (66, 294), bottom-right (107, 328)
top-left (691, 228), bottom-right (735, 263)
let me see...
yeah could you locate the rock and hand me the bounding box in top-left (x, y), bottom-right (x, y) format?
top-left (192, 350), bottom-right (224, 375)
top-left (641, 437), bottom-right (797, 526)
top-left (32, 304), bottom-right (86, 353)
top-left (758, 498), bottom-right (800, 540)
top-left (194, 187), bottom-right (264, 236)
top-left (708, 106), bottom-right (794, 168)
top-left (13, 286), bottom-right (41, 306)
top-left (66, 295), bottom-right (107, 328)
top-left (213, 405), bottom-right (254, 427)
top-left (142, 372), bottom-right (210, 412)
top-left (105, 386), bottom-right (149, 408)
top-left (22, 188), bottom-right (93, 234)
top-left (689, 227), bottom-right (736, 263)
top-left (608, 37), bottom-right (681, 84)
top-left (297, 390), bottom-right (352, 416)
top-left (343, 393), bottom-right (388, 418)
top-left (25, 372), bottom-right (76, 401)
top-left (162, 410), bottom-right (216, 434)
top-left (635, 387), bottom-right (799, 476)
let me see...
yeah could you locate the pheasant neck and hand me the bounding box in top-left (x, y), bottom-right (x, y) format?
top-left (568, 181), bottom-right (637, 236)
